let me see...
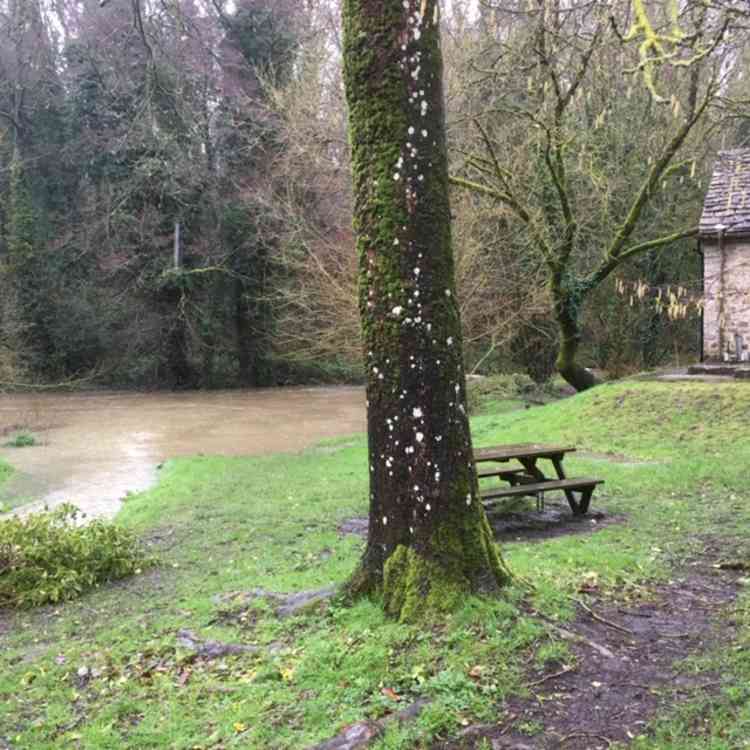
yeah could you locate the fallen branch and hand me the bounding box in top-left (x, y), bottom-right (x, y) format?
top-left (716, 560), bottom-right (750, 571)
top-left (548, 624), bottom-right (617, 660)
top-left (617, 608), bottom-right (653, 618)
top-left (528, 664), bottom-right (577, 687)
top-left (558, 731), bottom-right (612, 747)
top-left (574, 597), bottom-right (633, 635)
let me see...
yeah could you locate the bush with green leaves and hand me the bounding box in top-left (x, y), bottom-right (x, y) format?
top-left (4, 431), bottom-right (36, 448)
top-left (509, 315), bottom-right (559, 385)
top-left (0, 504), bottom-right (154, 608)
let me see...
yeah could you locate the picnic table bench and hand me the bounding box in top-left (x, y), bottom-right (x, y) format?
top-left (474, 443), bottom-right (603, 516)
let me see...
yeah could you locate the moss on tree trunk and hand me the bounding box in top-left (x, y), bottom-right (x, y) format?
top-left (342, 0), bottom-right (510, 621)
top-left (556, 318), bottom-right (599, 392)
top-left (552, 277), bottom-right (600, 392)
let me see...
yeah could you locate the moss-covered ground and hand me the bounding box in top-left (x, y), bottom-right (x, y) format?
top-left (2, 380), bottom-right (750, 748)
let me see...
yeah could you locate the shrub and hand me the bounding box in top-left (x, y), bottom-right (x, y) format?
top-left (0, 504), bottom-right (154, 608)
top-left (5, 432), bottom-right (36, 448)
top-left (509, 315), bottom-right (559, 384)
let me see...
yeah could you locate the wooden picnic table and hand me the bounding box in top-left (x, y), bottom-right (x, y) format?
top-left (473, 443), bottom-right (603, 516)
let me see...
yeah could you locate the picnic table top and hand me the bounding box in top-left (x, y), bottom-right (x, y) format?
top-left (473, 443), bottom-right (576, 462)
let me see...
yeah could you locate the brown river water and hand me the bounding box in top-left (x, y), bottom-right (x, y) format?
top-left (0, 387), bottom-right (365, 520)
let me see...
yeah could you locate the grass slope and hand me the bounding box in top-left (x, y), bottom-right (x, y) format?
top-left (0, 458), bottom-right (12, 491)
top-left (0, 457), bottom-right (14, 511)
top-left (1, 380), bottom-right (750, 748)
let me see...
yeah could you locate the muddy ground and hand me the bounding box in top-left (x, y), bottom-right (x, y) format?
top-left (339, 498), bottom-right (624, 545)
top-left (435, 552), bottom-right (742, 749)
top-left (337, 514), bottom-right (743, 750)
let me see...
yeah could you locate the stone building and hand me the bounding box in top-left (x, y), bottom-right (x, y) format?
top-left (699, 149), bottom-right (750, 362)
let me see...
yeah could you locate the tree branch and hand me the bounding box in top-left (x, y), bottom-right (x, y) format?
top-left (0, 109), bottom-right (21, 133)
top-left (449, 176), bottom-right (552, 262)
top-left (605, 81), bottom-right (715, 262)
top-left (586, 226), bottom-right (699, 289)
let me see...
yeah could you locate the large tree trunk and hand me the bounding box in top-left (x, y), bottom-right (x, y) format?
top-left (342, 0), bottom-right (509, 621)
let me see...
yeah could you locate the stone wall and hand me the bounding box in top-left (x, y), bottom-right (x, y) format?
top-left (703, 238), bottom-right (750, 361)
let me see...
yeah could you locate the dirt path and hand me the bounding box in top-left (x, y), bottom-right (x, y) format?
top-left (437, 557), bottom-right (742, 749)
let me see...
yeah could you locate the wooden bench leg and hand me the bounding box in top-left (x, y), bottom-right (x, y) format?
top-left (552, 455), bottom-right (579, 509)
top-left (577, 487), bottom-right (594, 515)
top-left (566, 487), bottom-right (594, 516)
top-left (519, 457), bottom-right (545, 482)
top-left (565, 494), bottom-right (581, 515)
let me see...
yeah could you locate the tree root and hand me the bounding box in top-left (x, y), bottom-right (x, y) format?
top-left (212, 585), bottom-right (338, 620)
top-left (306, 699), bottom-right (428, 750)
top-left (176, 629), bottom-right (260, 660)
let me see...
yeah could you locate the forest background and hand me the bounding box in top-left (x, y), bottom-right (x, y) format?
top-left (0, 0), bottom-right (748, 391)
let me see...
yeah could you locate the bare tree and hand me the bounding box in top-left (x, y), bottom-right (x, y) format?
top-left (453, 0), bottom-right (744, 389)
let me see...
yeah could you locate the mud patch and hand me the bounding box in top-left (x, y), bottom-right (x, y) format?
top-left (485, 499), bottom-right (625, 543)
top-left (338, 501), bottom-right (624, 544)
top-left (338, 517), bottom-right (369, 537)
top-left (576, 450), bottom-right (663, 467)
top-left (435, 561), bottom-right (742, 749)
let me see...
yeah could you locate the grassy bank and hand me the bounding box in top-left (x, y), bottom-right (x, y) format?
top-left (1, 380), bottom-right (750, 748)
top-left (0, 458), bottom-right (11, 487)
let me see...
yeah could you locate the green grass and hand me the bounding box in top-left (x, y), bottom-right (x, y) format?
top-left (0, 457), bottom-right (14, 513)
top-left (467, 373), bottom-right (570, 416)
top-left (2, 380), bottom-right (750, 748)
top-left (0, 457), bottom-right (12, 489)
top-left (0, 457), bottom-right (34, 513)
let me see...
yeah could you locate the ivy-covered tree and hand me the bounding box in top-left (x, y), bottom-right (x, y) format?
top-left (342, 0), bottom-right (510, 621)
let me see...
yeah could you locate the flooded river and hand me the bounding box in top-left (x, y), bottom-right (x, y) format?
top-left (0, 387), bottom-right (365, 520)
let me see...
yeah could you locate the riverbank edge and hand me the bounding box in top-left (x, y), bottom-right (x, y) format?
top-left (0, 457), bottom-right (13, 493)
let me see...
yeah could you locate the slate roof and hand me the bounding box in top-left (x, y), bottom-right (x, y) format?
top-left (700, 149), bottom-right (750, 239)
